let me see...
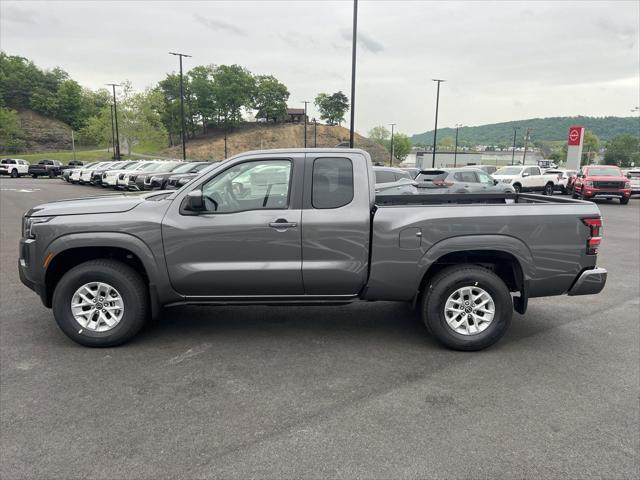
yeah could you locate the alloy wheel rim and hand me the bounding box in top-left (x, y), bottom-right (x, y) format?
top-left (444, 286), bottom-right (495, 335)
top-left (70, 282), bottom-right (124, 332)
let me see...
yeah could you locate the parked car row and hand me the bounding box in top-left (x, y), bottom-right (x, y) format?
top-left (61, 159), bottom-right (218, 191)
top-left (0, 158), bottom-right (85, 178)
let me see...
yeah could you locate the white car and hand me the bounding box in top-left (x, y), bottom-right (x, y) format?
top-left (0, 158), bottom-right (30, 177)
top-left (543, 169), bottom-right (576, 194)
top-left (100, 161), bottom-right (141, 187)
top-left (626, 169), bottom-right (640, 195)
top-left (79, 162), bottom-right (116, 184)
top-left (115, 161), bottom-right (161, 189)
top-left (493, 165), bottom-right (556, 195)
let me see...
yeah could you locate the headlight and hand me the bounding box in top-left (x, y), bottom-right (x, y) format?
top-left (585, 180), bottom-right (594, 187)
top-left (625, 181), bottom-right (631, 189)
top-left (22, 216), bottom-right (53, 239)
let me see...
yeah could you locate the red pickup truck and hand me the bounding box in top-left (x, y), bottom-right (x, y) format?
top-left (572, 165), bottom-right (631, 205)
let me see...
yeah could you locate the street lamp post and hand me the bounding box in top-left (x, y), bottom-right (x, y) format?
top-left (431, 79), bottom-right (445, 167)
top-left (169, 52), bottom-right (192, 161)
top-left (389, 123), bottom-right (396, 166)
top-left (511, 126), bottom-right (520, 165)
top-left (109, 104), bottom-right (116, 158)
top-left (349, 0), bottom-right (358, 148)
top-left (302, 101), bottom-right (310, 148)
top-left (313, 118), bottom-right (318, 147)
top-left (106, 83), bottom-right (121, 160)
top-left (454, 123), bottom-right (462, 167)
top-left (522, 127), bottom-right (532, 165)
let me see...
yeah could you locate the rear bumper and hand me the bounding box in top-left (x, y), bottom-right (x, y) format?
top-left (568, 267), bottom-right (607, 296)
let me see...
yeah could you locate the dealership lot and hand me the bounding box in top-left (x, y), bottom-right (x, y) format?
top-left (1, 178), bottom-right (638, 478)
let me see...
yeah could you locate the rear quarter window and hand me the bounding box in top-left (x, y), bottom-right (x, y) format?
top-left (312, 158), bottom-right (354, 209)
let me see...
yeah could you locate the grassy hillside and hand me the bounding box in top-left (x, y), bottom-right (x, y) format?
top-left (166, 123), bottom-right (392, 164)
top-left (411, 116), bottom-right (640, 146)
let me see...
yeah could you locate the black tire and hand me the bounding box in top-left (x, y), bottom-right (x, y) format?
top-left (31, 174), bottom-right (38, 179)
top-left (620, 197), bottom-right (629, 205)
top-left (52, 259), bottom-right (149, 347)
top-left (572, 191), bottom-right (581, 199)
top-left (421, 265), bottom-right (513, 351)
top-left (512, 183), bottom-right (522, 193)
top-left (10, 169), bottom-right (18, 178)
top-left (543, 183), bottom-right (554, 196)
top-left (561, 186), bottom-right (567, 195)
top-left (49, 170), bottom-right (55, 178)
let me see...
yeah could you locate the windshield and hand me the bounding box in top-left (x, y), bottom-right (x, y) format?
top-left (138, 162), bottom-right (161, 171)
top-left (171, 163), bottom-right (199, 174)
top-left (495, 167), bottom-right (522, 175)
top-left (193, 163), bottom-right (212, 172)
top-left (586, 167), bottom-right (621, 176)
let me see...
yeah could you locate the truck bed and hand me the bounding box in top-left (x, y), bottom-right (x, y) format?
top-left (366, 192), bottom-right (602, 302)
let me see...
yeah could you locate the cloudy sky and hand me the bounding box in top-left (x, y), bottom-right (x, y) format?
top-left (1, 0), bottom-right (638, 136)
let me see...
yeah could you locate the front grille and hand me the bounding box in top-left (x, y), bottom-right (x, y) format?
top-left (593, 181), bottom-right (624, 189)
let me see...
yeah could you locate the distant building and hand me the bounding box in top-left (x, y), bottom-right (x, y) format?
top-left (283, 108), bottom-right (307, 123)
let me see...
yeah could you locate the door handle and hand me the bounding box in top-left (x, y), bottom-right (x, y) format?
top-left (269, 219), bottom-right (297, 229)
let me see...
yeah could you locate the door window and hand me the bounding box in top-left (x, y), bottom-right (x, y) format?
top-left (524, 167), bottom-right (538, 176)
top-left (477, 171), bottom-right (494, 184)
top-left (374, 170), bottom-right (395, 184)
top-left (454, 171), bottom-right (478, 183)
top-left (201, 160), bottom-right (291, 213)
top-left (312, 157), bottom-right (354, 209)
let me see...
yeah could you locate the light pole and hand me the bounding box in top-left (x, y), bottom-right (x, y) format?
top-left (109, 104), bottom-right (116, 158)
top-left (349, 0), bottom-right (358, 148)
top-left (454, 123), bottom-right (462, 167)
top-left (106, 83), bottom-right (121, 160)
top-left (169, 52), bottom-right (192, 161)
top-left (511, 126), bottom-right (520, 165)
top-left (313, 118), bottom-right (318, 147)
top-left (302, 101), bottom-right (310, 148)
top-left (431, 79), bottom-right (445, 167)
top-left (389, 123), bottom-right (396, 166)
top-left (522, 127), bottom-right (532, 165)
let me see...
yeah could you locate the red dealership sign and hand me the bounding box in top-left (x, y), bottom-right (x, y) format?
top-left (568, 126), bottom-right (584, 146)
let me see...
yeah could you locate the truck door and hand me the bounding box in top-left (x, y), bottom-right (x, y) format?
top-left (162, 154), bottom-right (304, 296)
top-left (301, 154), bottom-right (371, 295)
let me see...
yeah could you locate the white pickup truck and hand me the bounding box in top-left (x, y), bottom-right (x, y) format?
top-left (493, 165), bottom-right (556, 195)
top-left (0, 158), bottom-right (30, 177)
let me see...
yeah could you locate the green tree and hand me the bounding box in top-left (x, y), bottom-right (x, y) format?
top-left (582, 130), bottom-right (600, 164)
top-left (604, 134), bottom-right (640, 167)
top-left (252, 75), bottom-right (289, 123)
top-left (211, 64), bottom-right (255, 128)
top-left (77, 106), bottom-right (112, 147)
top-left (55, 80), bottom-right (84, 129)
top-left (392, 133), bottom-right (412, 161)
top-left (368, 125), bottom-right (390, 146)
top-left (188, 65), bottom-right (216, 133)
top-left (0, 106), bottom-right (26, 152)
top-left (314, 91), bottom-right (349, 126)
top-left (119, 83), bottom-right (167, 155)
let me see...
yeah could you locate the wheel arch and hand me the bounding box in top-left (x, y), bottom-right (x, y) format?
top-left (43, 233), bottom-right (166, 318)
top-left (415, 235), bottom-right (534, 314)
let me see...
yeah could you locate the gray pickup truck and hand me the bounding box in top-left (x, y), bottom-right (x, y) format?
top-left (19, 149), bottom-right (607, 350)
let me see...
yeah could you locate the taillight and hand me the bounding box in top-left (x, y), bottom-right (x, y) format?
top-left (582, 217), bottom-right (602, 255)
top-left (433, 179), bottom-right (454, 187)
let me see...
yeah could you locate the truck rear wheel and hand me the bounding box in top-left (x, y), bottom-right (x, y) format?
top-left (421, 265), bottom-right (513, 351)
top-left (52, 259), bottom-right (148, 347)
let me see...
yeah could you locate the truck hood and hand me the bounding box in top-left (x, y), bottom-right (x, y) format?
top-left (26, 192), bottom-right (160, 217)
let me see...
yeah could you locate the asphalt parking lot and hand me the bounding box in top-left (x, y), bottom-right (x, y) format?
top-left (1, 177), bottom-right (638, 479)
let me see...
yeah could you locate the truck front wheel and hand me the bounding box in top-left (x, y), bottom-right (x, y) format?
top-left (52, 259), bottom-right (149, 347)
top-left (421, 265), bottom-right (513, 351)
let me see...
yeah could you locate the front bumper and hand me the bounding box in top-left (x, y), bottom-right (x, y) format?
top-left (583, 188), bottom-right (631, 199)
top-left (18, 238), bottom-right (48, 306)
top-left (567, 267), bottom-right (607, 296)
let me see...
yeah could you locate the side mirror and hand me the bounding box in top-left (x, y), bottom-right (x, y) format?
top-left (183, 189), bottom-right (204, 212)
top-left (627, 173), bottom-right (632, 179)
